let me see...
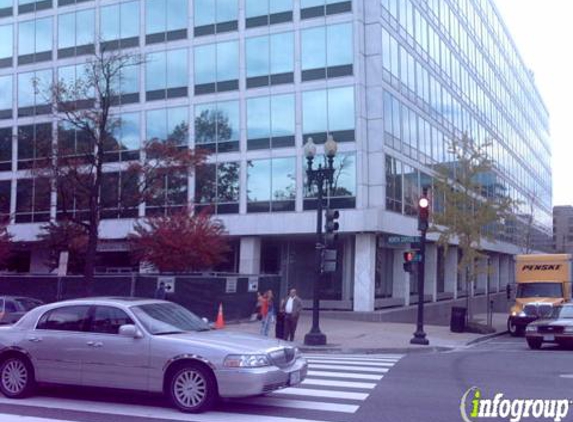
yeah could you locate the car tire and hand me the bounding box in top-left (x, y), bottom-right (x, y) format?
top-left (168, 363), bottom-right (217, 413)
top-left (0, 356), bottom-right (35, 399)
top-left (508, 319), bottom-right (523, 337)
top-left (527, 338), bottom-right (543, 350)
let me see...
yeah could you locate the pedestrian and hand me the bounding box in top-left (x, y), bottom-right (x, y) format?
top-left (259, 290), bottom-right (275, 336)
top-left (280, 288), bottom-right (303, 341)
top-left (154, 281), bottom-right (167, 299)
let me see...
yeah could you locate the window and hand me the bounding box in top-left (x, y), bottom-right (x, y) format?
top-left (58, 64), bottom-right (94, 109)
top-left (195, 162), bottom-right (239, 214)
top-left (300, 0), bottom-right (351, 19)
top-left (302, 86), bottom-right (354, 143)
top-left (101, 171), bottom-right (139, 219)
top-left (303, 152), bottom-right (356, 209)
top-left (0, 24), bottom-right (12, 68)
top-left (247, 94), bottom-right (295, 150)
top-left (0, 180), bottom-right (10, 218)
top-left (18, 0), bottom-right (51, 14)
top-left (0, 127), bottom-right (13, 171)
top-left (58, 9), bottom-right (95, 58)
top-left (402, 163), bottom-right (419, 216)
top-left (18, 69), bottom-right (52, 117)
top-left (17, 123), bottom-right (51, 170)
top-left (15, 178), bottom-right (50, 223)
top-left (385, 155), bottom-right (402, 213)
top-left (101, 1), bottom-right (140, 50)
top-left (90, 306), bottom-right (134, 334)
top-left (194, 0), bottom-right (238, 36)
top-left (146, 49), bottom-right (188, 100)
top-left (110, 63), bottom-right (139, 105)
top-left (37, 306), bottom-right (90, 331)
top-left (194, 41), bottom-right (239, 94)
top-left (105, 112), bottom-right (140, 162)
top-left (18, 17), bottom-right (52, 64)
top-left (0, 0), bottom-right (12, 17)
top-left (247, 157), bottom-right (296, 212)
top-left (145, 0), bottom-right (187, 44)
top-left (146, 106), bottom-right (188, 146)
top-left (246, 0), bottom-right (292, 28)
top-left (194, 101), bottom-right (239, 153)
top-left (58, 0), bottom-right (91, 7)
top-left (246, 32), bottom-right (294, 88)
top-left (0, 75), bottom-right (12, 119)
top-left (301, 23), bottom-right (352, 81)
top-left (146, 170), bottom-right (188, 216)
top-left (383, 90), bottom-right (401, 150)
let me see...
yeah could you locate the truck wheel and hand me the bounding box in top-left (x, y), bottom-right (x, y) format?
top-left (527, 338), bottom-right (542, 350)
top-left (508, 319), bottom-right (523, 337)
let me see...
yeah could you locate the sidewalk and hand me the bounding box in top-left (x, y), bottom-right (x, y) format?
top-left (226, 312), bottom-right (508, 354)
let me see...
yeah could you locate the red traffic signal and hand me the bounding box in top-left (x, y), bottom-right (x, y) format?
top-left (404, 251), bottom-right (415, 262)
top-left (403, 251), bottom-right (415, 273)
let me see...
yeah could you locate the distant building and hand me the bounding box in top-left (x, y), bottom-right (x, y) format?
top-left (553, 206), bottom-right (573, 254)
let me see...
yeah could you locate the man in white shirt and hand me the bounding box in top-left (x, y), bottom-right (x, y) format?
top-left (281, 288), bottom-right (303, 341)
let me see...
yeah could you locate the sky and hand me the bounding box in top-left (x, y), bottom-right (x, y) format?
top-left (494, 0), bottom-right (573, 207)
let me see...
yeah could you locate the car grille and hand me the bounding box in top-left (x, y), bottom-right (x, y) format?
top-left (523, 303), bottom-right (553, 318)
top-left (262, 381), bottom-right (287, 393)
top-left (269, 347), bottom-right (296, 368)
top-left (538, 326), bottom-right (564, 334)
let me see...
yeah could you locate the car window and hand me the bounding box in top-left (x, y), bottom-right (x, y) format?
top-left (37, 305), bottom-right (91, 332)
top-left (5, 300), bottom-right (18, 313)
top-left (90, 306), bottom-right (134, 335)
top-left (15, 298), bottom-right (42, 311)
top-left (0, 299), bottom-right (4, 313)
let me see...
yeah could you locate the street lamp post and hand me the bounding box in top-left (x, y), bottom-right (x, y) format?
top-left (303, 135), bottom-right (338, 346)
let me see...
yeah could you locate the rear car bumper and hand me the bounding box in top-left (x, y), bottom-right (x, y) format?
top-left (216, 358), bottom-right (308, 397)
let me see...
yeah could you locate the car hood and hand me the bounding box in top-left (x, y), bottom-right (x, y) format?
top-left (159, 330), bottom-right (288, 353)
top-left (529, 318), bottom-right (573, 327)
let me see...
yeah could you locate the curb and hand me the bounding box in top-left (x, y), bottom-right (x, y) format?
top-left (465, 329), bottom-right (509, 346)
top-left (298, 345), bottom-right (453, 355)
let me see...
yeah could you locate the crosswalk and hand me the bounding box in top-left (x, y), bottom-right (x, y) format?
top-left (0, 354), bottom-right (403, 422)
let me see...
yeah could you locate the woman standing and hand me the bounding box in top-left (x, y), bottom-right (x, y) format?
top-left (259, 290), bottom-right (275, 336)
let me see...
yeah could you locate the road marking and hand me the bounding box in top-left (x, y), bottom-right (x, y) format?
top-left (302, 378), bottom-right (377, 389)
top-left (238, 396), bottom-right (360, 413)
top-left (273, 387), bottom-right (369, 401)
top-left (0, 397), bottom-right (341, 422)
top-left (307, 359), bottom-right (396, 367)
top-left (0, 416), bottom-right (75, 422)
top-left (306, 355), bottom-right (403, 361)
top-left (308, 364), bottom-right (389, 373)
top-left (559, 374), bottom-right (573, 379)
top-left (307, 370), bottom-right (384, 380)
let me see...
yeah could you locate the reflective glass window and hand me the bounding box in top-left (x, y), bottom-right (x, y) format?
top-left (0, 179), bottom-right (10, 215)
top-left (194, 101), bottom-right (239, 152)
top-left (247, 93), bottom-right (295, 149)
top-left (146, 106), bottom-right (188, 146)
top-left (301, 23), bottom-right (352, 79)
top-left (247, 157), bottom-right (295, 212)
top-left (0, 25), bottom-right (13, 61)
top-left (195, 162), bottom-right (239, 214)
top-left (194, 41), bottom-right (238, 93)
top-left (0, 75), bottom-right (12, 114)
top-left (145, 49), bottom-right (188, 99)
top-left (302, 86), bottom-right (354, 142)
top-left (217, 41), bottom-right (238, 82)
top-left (145, 0), bottom-right (187, 42)
top-left (194, 0), bottom-right (238, 34)
top-left (0, 128), bottom-right (12, 171)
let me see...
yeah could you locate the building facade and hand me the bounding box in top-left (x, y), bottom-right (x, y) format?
top-left (0, 0), bottom-right (552, 310)
top-left (553, 206), bottom-right (573, 254)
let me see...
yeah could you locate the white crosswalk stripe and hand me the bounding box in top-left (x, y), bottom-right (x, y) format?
top-left (0, 353), bottom-right (403, 422)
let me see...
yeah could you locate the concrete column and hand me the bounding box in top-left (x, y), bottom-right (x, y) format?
top-left (490, 254), bottom-right (500, 293)
top-left (393, 248), bottom-right (411, 306)
top-left (353, 234), bottom-right (376, 312)
top-left (424, 243), bottom-right (438, 302)
top-left (445, 246), bottom-right (458, 299)
top-left (476, 258), bottom-right (488, 295)
top-left (342, 237), bottom-right (354, 302)
top-left (499, 254), bottom-right (511, 288)
top-left (239, 237), bottom-right (261, 274)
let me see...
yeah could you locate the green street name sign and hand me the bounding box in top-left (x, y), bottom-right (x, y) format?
top-left (387, 235), bottom-right (422, 245)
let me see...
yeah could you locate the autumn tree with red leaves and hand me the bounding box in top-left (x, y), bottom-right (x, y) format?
top-left (130, 208), bottom-right (229, 273)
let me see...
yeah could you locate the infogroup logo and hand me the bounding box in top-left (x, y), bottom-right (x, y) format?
top-left (460, 387), bottom-right (571, 422)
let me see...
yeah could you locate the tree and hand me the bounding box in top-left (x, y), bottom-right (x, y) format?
top-left (431, 133), bottom-right (517, 321)
top-left (129, 208), bottom-right (229, 273)
top-left (37, 220), bottom-right (88, 274)
top-left (31, 49), bottom-right (206, 290)
top-left (0, 223), bottom-right (12, 268)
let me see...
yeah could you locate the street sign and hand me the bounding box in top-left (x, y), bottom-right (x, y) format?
top-left (387, 235), bottom-right (421, 245)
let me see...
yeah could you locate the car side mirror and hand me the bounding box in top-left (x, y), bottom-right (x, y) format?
top-left (202, 317), bottom-right (209, 324)
top-left (119, 324), bottom-right (143, 339)
top-left (506, 284), bottom-right (511, 300)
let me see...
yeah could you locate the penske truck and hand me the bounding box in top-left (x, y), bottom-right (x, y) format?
top-left (507, 254), bottom-right (572, 336)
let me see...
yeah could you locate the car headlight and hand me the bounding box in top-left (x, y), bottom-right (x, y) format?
top-left (223, 354), bottom-right (270, 368)
top-left (518, 311), bottom-right (526, 317)
top-left (525, 326), bottom-right (537, 333)
top-left (564, 327), bottom-right (573, 334)
top-left (294, 347), bottom-right (302, 359)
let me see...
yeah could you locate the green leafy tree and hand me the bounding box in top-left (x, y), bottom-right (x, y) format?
top-left (431, 133), bottom-right (517, 321)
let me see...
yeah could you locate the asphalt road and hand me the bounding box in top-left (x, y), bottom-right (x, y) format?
top-left (1, 338), bottom-right (572, 422)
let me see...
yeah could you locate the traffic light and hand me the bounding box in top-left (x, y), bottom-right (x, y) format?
top-left (418, 188), bottom-right (430, 232)
top-left (324, 209), bottom-right (340, 246)
top-left (403, 251), bottom-right (415, 273)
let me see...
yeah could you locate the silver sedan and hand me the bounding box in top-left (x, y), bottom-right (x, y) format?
top-left (0, 297), bottom-right (307, 412)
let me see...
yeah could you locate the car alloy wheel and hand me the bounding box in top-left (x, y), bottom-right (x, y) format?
top-left (0, 357), bottom-right (33, 398)
top-left (169, 365), bottom-right (215, 413)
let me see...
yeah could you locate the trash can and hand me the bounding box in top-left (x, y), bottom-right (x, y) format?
top-left (450, 306), bottom-right (467, 333)
top-left (275, 312), bottom-right (285, 339)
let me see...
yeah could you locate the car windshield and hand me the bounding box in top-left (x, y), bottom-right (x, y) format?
top-left (516, 283), bottom-right (563, 298)
top-left (131, 302), bottom-right (211, 335)
top-left (14, 298), bottom-right (42, 311)
top-left (550, 306), bottom-right (573, 319)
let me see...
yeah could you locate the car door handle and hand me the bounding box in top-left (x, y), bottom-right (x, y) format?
top-left (27, 336), bottom-right (42, 343)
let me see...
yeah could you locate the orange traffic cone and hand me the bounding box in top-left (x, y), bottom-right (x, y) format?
top-left (215, 303), bottom-right (225, 329)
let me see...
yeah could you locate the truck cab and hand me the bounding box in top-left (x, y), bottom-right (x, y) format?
top-left (508, 254), bottom-right (572, 336)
